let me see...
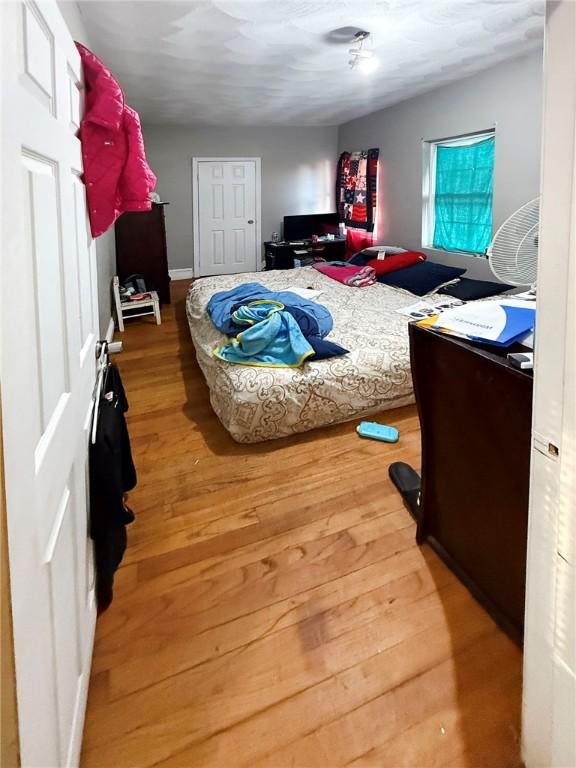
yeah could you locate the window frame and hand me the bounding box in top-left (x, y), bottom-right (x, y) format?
top-left (421, 128), bottom-right (496, 257)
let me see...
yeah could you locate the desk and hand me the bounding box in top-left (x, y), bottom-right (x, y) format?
top-left (409, 323), bottom-right (533, 643)
top-left (264, 238), bottom-right (346, 270)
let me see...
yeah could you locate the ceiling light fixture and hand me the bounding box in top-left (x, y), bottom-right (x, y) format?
top-left (348, 30), bottom-right (378, 72)
top-left (349, 48), bottom-right (374, 59)
top-left (357, 57), bottom-right (380, 74)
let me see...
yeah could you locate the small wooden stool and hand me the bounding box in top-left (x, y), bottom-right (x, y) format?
top-left (113, 276), bottom-right (161, 332)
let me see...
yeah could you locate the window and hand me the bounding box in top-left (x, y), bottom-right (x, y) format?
top-left (422, 130), bottom-right (495, 256)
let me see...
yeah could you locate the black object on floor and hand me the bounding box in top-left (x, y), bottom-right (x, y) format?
top-left (389, 461), bottom-right (421, 523)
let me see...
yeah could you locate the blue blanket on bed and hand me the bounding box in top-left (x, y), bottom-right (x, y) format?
top-left (207, 283), bottom-right (348, 362)
top-left (213, 300), bottom-right (315, 368)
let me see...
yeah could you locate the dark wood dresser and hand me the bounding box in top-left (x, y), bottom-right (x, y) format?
top-left (115, 202), bottom-right (171, 304)
top-left (409, 323), bottom-right (533, 643)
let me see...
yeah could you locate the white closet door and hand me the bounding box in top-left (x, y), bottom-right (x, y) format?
top-left (197, 160), bottom-right (258, 276)
top-left (1, 2), bottom-right (98, 765)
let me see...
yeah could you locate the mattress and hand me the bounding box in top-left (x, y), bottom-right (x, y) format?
top-left (186, 267), bottom-right (422, 443)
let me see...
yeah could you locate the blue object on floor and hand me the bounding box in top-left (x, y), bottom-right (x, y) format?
top-left (356, 422), bottom-right (400, 443)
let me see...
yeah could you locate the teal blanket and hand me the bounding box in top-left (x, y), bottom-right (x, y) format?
top-left (213, 300), bottom-right (315, 368)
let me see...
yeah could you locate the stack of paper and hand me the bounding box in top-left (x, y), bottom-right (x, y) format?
top-left (396, 297), bottom-right (464, 318)
top-left (431, 299), bottom-right (536, 347)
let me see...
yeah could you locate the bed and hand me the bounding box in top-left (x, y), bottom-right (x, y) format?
top-left (186, 267), bottom-right (428, 443)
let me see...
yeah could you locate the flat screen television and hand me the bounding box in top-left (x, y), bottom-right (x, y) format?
top-left (283, 213), bottom-right (340, 241)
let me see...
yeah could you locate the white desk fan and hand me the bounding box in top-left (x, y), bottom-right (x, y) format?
top-left (488, 198), bottom-right (539, 356)
top-left (487, 198), bottom-right (539, 297)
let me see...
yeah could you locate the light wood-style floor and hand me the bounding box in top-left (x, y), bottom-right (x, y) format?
top-left (81, 281), bottom-right (523, 768)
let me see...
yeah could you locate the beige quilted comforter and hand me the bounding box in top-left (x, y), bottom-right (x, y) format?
top-left (186, 267), bottom-right (421, 443)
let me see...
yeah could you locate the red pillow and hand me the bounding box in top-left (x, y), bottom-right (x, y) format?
top-left (346, 228), bottom-right (373, 258)
top-left (367, 250), bottom-right (427, 276)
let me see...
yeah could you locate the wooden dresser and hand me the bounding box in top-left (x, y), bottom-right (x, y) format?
top-left (409, 323), bottom-right (533, 643)
top-left (115, 202), bottom-right (171, 304)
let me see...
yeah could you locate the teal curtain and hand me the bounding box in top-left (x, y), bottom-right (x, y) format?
top-left (433, 136), bottom-right (495, 254)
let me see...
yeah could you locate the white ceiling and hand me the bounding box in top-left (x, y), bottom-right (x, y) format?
top-left (78, 0), bottom-right (544, 126)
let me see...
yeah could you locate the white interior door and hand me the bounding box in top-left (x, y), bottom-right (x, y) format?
top-left (195, 159), bottom-right (259, 276)
top-left (1, 2), bottom-right (98, 766)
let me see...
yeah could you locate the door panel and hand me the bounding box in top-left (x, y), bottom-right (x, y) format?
top-left (233, 183), bottom-right (245, 217)
top-left (22, 2), bottom-right (55, 112)
top-left (1, 2), bottom-right (98, 766)
top-left (47, 482), bottom-right (81, 757)
top-left (233, 228), bottom-right (246, 263)
top-left (23, 153), bottom-right (70, 430)
top-left (197, 160), bottom-right (258, 276)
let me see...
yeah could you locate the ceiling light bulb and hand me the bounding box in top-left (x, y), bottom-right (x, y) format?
top-left (357, 57), bottom-right (379, 74)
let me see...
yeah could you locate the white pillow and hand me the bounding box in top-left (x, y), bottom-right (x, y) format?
top-left (363, 245), bottom-right (407, 256)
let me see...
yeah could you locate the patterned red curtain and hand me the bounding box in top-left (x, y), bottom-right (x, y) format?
top-left (336, 148), bottom-right (379, 232)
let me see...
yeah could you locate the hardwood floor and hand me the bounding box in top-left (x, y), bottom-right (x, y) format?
top-left (81, 280), bottom-right (522, 768)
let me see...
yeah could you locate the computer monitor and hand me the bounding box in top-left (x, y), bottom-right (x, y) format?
top-left (283, 213), bottom-right (340, 241)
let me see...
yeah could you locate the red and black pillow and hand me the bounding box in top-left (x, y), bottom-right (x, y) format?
top-left (366, 250), bottom-right (426, 276)
top-left (345, 228), bottom-right (373, 258)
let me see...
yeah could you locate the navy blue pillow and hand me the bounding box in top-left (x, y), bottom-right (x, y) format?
top-left (378, 261), bottom-right (466, 296)
top-left (439, 277), bottom-right (510, 300)
top-left (348, 251), bottom-right (370, 267)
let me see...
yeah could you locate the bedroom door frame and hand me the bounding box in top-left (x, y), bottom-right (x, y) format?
top-left (192, 157), bottom-right (262, 277)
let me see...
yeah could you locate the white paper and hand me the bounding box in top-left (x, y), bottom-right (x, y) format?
top-left (396, 297), bottom-right (464, 318)
top-left (432, 299), bottom-right (535, 341)
top-left (285, 287), bottom-right (324, 301)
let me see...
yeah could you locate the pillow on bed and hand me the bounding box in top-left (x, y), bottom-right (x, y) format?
top-left (438, 277), bottom-right (510, 300)
top-left (378, 261), bottom-right (466, 295)
top-left (367, 250), bottom-right (426, 276)
top-left (345, 229), bottom-right (373, 258)
top-left (349, 245), bottom-right (407, 267)
top-left (363, 245), bottom-right (407, 256)
top-left (348, 251), bottom-right (371, 267)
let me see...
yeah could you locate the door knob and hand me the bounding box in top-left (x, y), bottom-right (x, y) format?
top-left (247, 219), bottom-right (254, 224)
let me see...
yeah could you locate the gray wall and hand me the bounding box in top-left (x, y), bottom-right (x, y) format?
top-left (58, 1), bottom-right (116, 336)
top-left (338, 51), bottom-right (543, 280)
top-left (142, 125), bottom-right (339, 271)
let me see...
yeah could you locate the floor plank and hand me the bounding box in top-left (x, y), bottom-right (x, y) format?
top-left (81, 280), bottom-right (522, 768)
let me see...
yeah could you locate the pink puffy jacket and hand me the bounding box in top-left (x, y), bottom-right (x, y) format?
top-left (76, 43), bottom-right (156, 238)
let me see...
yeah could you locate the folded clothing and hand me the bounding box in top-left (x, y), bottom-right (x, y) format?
top-left (313, 262), bottom-right (377, 287)
top-left (367, 250), bottom-right (426, 276)
top-left (439, 277), bottom-right (510, 300)
top-left (346, 266), bottom-right (377, 287)
top-left (378, 261), bottom-right (466, 296)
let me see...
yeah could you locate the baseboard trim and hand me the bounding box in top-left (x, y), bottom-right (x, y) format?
top-left (169, 268), bottom-right (194, 281)
top-left (105, 316), bottom-right (115, 342)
